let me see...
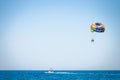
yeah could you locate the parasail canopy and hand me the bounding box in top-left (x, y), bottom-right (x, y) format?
top-left (90, 22), bottom-right (105, 33)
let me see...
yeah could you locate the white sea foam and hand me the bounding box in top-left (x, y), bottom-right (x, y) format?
top-left (45, 71), bottom-right (76, 74)
top-left (55, 72), bottom-right (76, 74)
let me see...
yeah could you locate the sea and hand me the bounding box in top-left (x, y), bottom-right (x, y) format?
top-left (0, 70), bottom-right (120, 80)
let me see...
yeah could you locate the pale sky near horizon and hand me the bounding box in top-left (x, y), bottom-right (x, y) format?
top-left (0, 0), bottom-right (120, 70)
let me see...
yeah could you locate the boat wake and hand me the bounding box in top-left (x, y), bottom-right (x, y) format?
top-left (44, 71), bottom-right (76, 74)
top-left (56, 72), bottom-right (76, 74)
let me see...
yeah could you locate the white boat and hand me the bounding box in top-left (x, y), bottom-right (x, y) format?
top-left (47, 68), bottom-right (54, 73)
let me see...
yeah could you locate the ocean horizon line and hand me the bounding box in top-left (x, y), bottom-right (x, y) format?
top-left (0, 69), bottom-right (120, 71)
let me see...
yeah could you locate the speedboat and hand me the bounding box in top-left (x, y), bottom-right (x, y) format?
top-left (47, 68), bottom-right (54, 73)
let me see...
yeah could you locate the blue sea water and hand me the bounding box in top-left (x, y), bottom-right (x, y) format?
top-left (0, 70), bottom-right (120, 80)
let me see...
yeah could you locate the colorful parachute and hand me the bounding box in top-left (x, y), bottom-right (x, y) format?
top-left (90, 22), bottom-right (105, 33)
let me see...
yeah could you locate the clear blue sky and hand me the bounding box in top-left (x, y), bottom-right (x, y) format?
top-left (0, 0), bottom-right (120, 70)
